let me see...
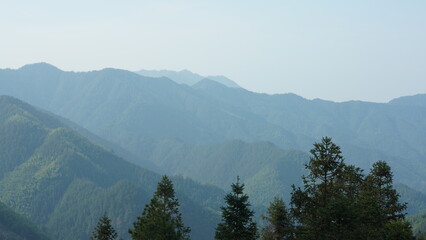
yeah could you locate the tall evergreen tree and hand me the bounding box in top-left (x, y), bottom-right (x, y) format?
top-left (261, 197), bottom-right (294, 240)
top-left (290, 137), bottom-right (414, 240)
top-left (357, 161), bottom-right (409, 239)
top-left (129, 175), bottom-right (190, 240)
top-left (291, 137), bottom-right (354, 240)
top-left (215, 177), bottom-right (258, 240)
top-left (91, 213), bottom-right (118, 240)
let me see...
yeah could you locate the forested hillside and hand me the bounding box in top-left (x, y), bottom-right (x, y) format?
top-left (0, 201), bottom-right (51, 240)
top-left (1, 63), bottom-right (425, 195)
top-left (0, 95), bottom-right (224, 240)
top-left (141, 138), bottom-right (307, 205)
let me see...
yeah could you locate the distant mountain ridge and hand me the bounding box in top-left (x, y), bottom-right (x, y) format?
top-left (135, 68), bottom-right (241, 88)
top-left (1, 63), bottom-right (426, 195)
top-left (389, 94), bottom-right (426, 107)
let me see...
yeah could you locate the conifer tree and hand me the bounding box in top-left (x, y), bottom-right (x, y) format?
top-left (261, 197), bottom-right (294, 240)
top-left (357, 161), bottom-right (409, 239)
top-left (290, 137), bottom-right (414, 240)
top-left (129, 175), bottom-right (190, 240)
top-left (91, 213), bottom-right (118, 240)
top-left (290, 137), bottom-right (352, 240)
top-left (215, 177), bottom-right (257, 240)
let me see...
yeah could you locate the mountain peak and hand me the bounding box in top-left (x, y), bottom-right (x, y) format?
top-left (389, 94), bottom-right (426, 107)
top-left (18, 62), bottom-right (61, 72)
top-left (205, 75), bottom-right (240, 88)
top-left (192, 78), bottom-right (228, 90)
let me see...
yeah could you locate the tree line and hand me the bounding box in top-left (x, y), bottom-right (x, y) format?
top-left (90, 137), bottom-right (415, 240)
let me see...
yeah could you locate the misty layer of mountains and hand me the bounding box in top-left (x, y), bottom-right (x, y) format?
top-left (135, 69), bottom-right (240, 88)
top-left (0, 62), bottom-right (426, 239)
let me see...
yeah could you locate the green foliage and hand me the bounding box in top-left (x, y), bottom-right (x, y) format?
top-left (290, 137), bottom-right (414, 240)
top-left (91, 213), bottom-right (118, 240)
top-left (357, 161), bottom-right (407, 239)
top-left (215, 177), bottom-right (257, 240)
top-left (383, 220), bottom-right (415, 240)
top-left (261, 197), bottom-right (294, 240)
top-left (291, 137), bottom-right (356, 240)
top-left (129, 175), bottom-right (190, 240)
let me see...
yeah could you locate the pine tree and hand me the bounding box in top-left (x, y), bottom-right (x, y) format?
top-left (261, 197), bottom-right (294, 240)
top-left (215, 177), bottom-right (258, 240)
top-left (290, 137), bottom-right (352, 240)
top-left (290, 137), bottom-right (414, 240)
top-left (129, 175), bottom-right (190, 240)
top-left (91, 213), bottom-right (118, 240)
top-left (357, 161), bottom-right (409, 239)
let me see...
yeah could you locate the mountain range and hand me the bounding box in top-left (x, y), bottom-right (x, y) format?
top-left (1, 63), bottom-right (425, 192)
top-left (0, 63), bottom-right (426, 239)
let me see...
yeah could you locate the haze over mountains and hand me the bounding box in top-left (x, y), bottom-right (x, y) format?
top-left (135, 69), bottom-right (241, 88)
top-left (0, 62), bottom-right (426, 239)
top-left (1, 63), bottom-right (426, 187)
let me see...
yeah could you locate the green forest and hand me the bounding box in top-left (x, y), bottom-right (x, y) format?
top-left (89, 138), bottom-right (415, 240)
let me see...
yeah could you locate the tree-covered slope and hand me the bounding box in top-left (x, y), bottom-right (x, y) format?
top-left (0, 201), bottom-right (51, 240)
top-left (396, 183), bottom-right (426, 216)
top-left (0, 63), bottom-right (426, 193)
top-left (142, 138), bottom-right (307, 205)
top-left (408, 213), bottom-right (426, 238)
top-left (0, 95), bottom-right (223, 240)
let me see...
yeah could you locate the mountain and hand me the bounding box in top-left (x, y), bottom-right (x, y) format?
top-left (389, 94), bottom-right (426, 108)
top-left (135, 68), bottom-right (240, 88)
top-left (408, 213), bottom-right (426, 237)
top-left (0, 95), bottom-right (224, 240)
top-left (395, 183), bottom-right (426, 216)
top-left (1, 63), bottom-right (426, 194)
top-left (0, 200), bottom-right (51, 240)
top-left (141, 138), bottom-right (307, 205)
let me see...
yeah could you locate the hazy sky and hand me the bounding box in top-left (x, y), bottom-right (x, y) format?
top-left (1, 0), bottom-right (425, 102)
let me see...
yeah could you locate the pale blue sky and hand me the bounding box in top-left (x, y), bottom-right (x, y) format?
top-left (1, 0), bottom-right (425, 102)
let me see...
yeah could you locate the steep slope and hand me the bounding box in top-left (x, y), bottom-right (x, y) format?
top-left (0, 201), bottom-right (51, 240)
top-left (0, 96), bottom-right (223, 240)
top-left (396, 183), bottom-right (426, 216)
